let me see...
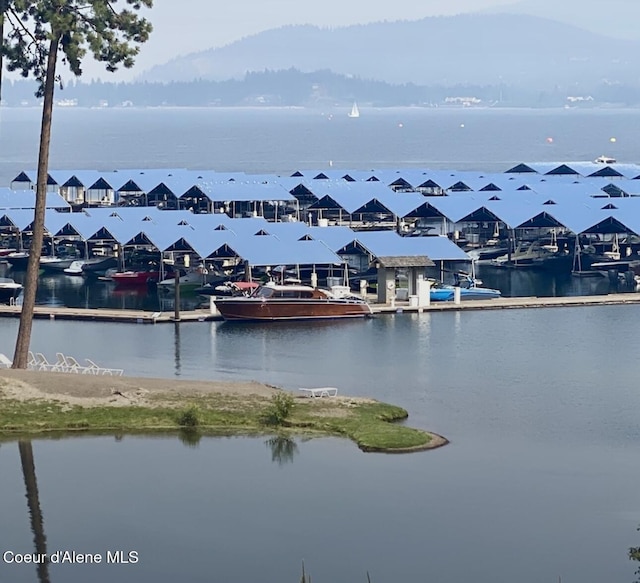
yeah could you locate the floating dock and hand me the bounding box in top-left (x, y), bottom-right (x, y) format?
top-left (372, 293), bottom-right (640, 314)
top-left (0, 305), bottom-right (214, 323)
top-left (1, 293), bottom-right (640, 323)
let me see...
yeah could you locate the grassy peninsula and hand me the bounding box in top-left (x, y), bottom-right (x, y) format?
top-left (0, 370), bottom-right (446, 452)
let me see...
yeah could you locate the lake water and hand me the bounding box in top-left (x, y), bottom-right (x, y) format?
top-left (1, 107), bottom-right (640, 583)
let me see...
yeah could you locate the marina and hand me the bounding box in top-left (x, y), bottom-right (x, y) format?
top-left (2, 291), bottom-right (640, 322)
top-left (3, 107), bottom-right (640, 583)
top-left (5, 155), bottom-right (640, 315)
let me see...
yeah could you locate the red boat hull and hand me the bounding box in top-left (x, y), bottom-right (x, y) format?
top-left (112, 271), bottom-right (162, 286)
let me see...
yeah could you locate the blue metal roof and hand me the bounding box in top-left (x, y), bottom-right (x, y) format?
top-left (0, 188), bottom-right (70, 210)
top-left (355, 231), bottom-right (469, 261)
top-left (231, 236), bottom-right (343, 267)
top-left (197, 181), bottom-right (295, 202)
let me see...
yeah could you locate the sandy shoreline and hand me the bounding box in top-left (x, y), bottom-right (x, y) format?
top-left (0, 369), bottom-right (448, 451)
top-left (0, 369), bottom-right (281, 407)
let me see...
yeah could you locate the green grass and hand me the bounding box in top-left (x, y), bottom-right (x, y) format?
top-left (0, 392), bottom-right (444, 453)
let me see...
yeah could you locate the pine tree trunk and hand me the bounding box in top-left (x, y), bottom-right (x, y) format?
top-left (12, 36), bottom-right (59, 368)
top-left (0, 0), bottom-right (5, 101)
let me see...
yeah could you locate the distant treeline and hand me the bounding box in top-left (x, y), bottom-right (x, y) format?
top-left (3, 68), bottom-right (640, 108)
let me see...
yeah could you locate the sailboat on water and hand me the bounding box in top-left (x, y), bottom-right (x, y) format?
top-left (348, 102), bottom-right (360, 118)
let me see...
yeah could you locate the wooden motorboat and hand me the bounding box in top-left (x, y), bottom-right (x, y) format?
top-left (214, 282), bottom-right (372, 321)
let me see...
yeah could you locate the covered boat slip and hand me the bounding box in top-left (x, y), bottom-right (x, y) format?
top-left (0, 205), bottom-right (465, 294)
top-left (5, 159), bottom-right (640, 290)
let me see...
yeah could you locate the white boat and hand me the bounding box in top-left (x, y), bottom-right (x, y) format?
top-left (64, 260), bottom-right (86, 275)
top-left (348, 102), bottom-right (360, 118)
top-left (157, 270), bottom-right (206, 292)
top-left (0, 277), bottom-right (23, 304)
top-left (40, 255), bottom-right (81, 271)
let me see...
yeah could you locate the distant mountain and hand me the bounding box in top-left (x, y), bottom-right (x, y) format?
top-left (139, 14), bottom-right (640, 90)
top-left (496, 0), bottom-right (640, 41)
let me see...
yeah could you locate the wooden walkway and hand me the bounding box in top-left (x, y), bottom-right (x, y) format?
top-left (0, 305), bottom-right (215, 323)
top-left (1, 293), bottom-right (640, 323)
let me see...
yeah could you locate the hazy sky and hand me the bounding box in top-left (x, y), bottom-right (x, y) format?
top-left (75, 0), bottom-right (516, 81)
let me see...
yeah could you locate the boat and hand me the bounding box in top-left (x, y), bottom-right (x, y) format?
top-left (40, 255), bottom-right (82, 271)
top-left (490, 240), bottom-right (572, 272)
top-left (467, 244), bottom-right (510, 263)
top-left (214, 282), bottom-right (372, 321)
top-left (111, 269), bottom-right (164, 286)
top-left (348, 102), bottom-right (360, 118)
top-left (0, 277), bottom-right (23, 304)
top-left (80, 255), bottom-right (118, 277)
top-left (595, 155), bottom-right (616, 164)
top-left (64, 260), bottom-right (86, 275)
top-left (157, 269), bottom-right (207, 292)
top-left (5, 252), bottom-right (31, 269)
top-left (429, 274), bottom-right (501, 302)
top-left (195, 281), bottom-right (259, 297)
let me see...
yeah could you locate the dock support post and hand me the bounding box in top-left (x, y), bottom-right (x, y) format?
top-left (173, 267), bottom-right (181, 322)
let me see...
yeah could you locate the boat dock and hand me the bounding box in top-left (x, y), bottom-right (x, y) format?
top-left (0, 305), bottom-right (215, 323)
top-left (372, 292), bottom-right (640, 314)
top-left (1, 293), bottom-right (640, 323)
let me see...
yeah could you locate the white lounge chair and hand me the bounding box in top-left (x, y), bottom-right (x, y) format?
top-left (0, 353), bottom-right (12, 368)
top-left (85, 358), bottom-right (124, 376)
top-left (63, 355), bottom-right (85, 374)
top-left (299, 387), bottom-right (338, 398)
top-left (35, 353), bottom-right (56, 371)
top-left (54, 353), bottom-right (71, 372)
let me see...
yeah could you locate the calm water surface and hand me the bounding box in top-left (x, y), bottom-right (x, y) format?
top-left (1, 306), bottom-right (640, 582)
top-left (2, 108), bottom-right (640, 582)
top-left (2, 106), bottom-right (640, 183)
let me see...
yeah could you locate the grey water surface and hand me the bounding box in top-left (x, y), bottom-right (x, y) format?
top-left (1, 305), bottom-right (640, 583)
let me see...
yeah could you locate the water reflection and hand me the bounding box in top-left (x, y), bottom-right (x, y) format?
top-left (0, 264), bottom-right (203, 311)
top-left (174, 322), bottom-right (181, 376)
top-left (177, 428), bottom-right (201, 448)
top-left (18, 440), bottom-right (51, 583)
top-left (475, 264), bottom-right (629, 297)
top-left (265, 436), bottom-right (298, 466)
